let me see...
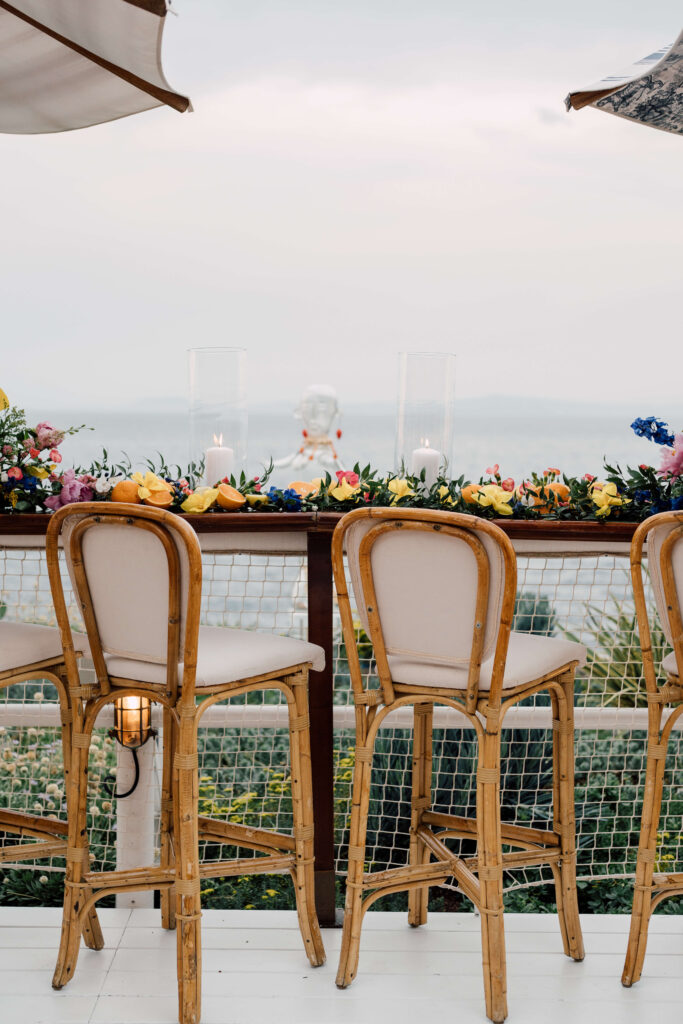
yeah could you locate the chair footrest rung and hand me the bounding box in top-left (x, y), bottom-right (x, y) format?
top-left (85, 867), bottom-right (175, 890)
top-left (652, 871), bottom-right (683, 887)
top-left (0, 809), bottom-right (68, 841)
top-left (200, 854), bottom-right (294, 879)
top-left (0, 839), bottom-right (66, 863)
top-left (197, 816), bottom-right (295, 853)
top-left (421, 811), bottom-right (560, 849)
top-left (465, 848), bottom-right (562, 872)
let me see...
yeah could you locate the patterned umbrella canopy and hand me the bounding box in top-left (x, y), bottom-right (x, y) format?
top-left (566, 29), bottom-right (683, 136)
top-left (0, 0), bottom-right (190, 133)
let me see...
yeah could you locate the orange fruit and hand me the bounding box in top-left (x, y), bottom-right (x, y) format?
top-left (288, 480), bottom-right (317, 498)
top-left (111, 479), bottom-right (141, 504)
top-left (523, 480), bottom-right (569, 513)
top-left (217, 483), bottom-right (247, 511)
top-left (461, 484), bottom-right (482, 505)
top-left (143, 490), bottom-right (173, 508)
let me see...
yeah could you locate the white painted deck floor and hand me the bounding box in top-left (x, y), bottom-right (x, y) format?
top-left (0, 907), bottom-right (679, 1024)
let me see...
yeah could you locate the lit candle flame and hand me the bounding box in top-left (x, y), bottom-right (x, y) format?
top-left (213, 433), bottom-right (223, 447)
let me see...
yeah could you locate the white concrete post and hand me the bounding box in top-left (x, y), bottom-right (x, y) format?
top-left (114, 736), bottom-right (158, 908)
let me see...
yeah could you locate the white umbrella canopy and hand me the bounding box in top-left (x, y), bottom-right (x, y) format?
top-left (566, 28), bottom-right (683, 136)
top-left (0, 0), bottom-right (190, 134)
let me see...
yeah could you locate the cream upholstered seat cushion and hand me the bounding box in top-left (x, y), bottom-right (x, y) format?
top-left (104, 625), bottom-right (325, 687)
top-left (0, 621), bottom-right (89, 674)
top-left (388, 631), bottom-right (586, 692)
top-left (661, 650), bottom-right (680, 677)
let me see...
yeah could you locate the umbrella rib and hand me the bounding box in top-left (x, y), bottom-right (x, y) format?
top-left (123, 0), bottom-right (168, 14)
top-left (566, 86), bottom-right (622, 111)
top-left (0, 0), bottom-right (190, 113)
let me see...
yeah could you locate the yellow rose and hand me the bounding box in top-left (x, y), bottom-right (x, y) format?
top-left (181, 487), bottom-right (219, 513)
top-left (0, 388), bottom-right (8, 410)
top-left (132, 471), bottom-right (173, 501)
top-left (438, 485), bottom-right (454, 506)
top-left (590, 481), bottom-right (631, 518)
top-left (471, 483), bottom-right (514, 516)
top-left (387, 478), bottom-right (414, 504)
top-left (329, 478), bottom-right (360, 501)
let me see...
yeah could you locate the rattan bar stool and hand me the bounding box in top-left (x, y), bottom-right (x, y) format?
top-left (622, 511), bottom-right (683, 988)
top-left (332, 508), bottom-right (587, 1023)
top-left (0, 621), bottom-right (103, 951)
top-left (46, 502), bottom-right (325, 1024)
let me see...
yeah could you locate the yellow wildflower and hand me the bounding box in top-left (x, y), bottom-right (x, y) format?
top-left (329, 478), bottom-right (360, 501)
top-left (181, 487), bottom-right (219, 513)
top-left (26, 466), bottom-right (49, 479)
top-left (0, 388), bottom-right (8, 409)
top-left (387, 478), bottom-right (414, 504)
top-left (590, 481), bottom-right (631, 518)
top-left (438, 485), bottom-right (454, 507)
top-left (132, 471), bottom-right (173, 501)
top-left (470, 484), bottom-right (514, 516)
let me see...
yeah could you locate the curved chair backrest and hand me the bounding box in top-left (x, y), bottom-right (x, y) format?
top-left (46, 502), bottom-right (202, 703)
top-left (631, 511), bottom-right (683, 685)
top-left (332, 507), bottom-right (517, 710)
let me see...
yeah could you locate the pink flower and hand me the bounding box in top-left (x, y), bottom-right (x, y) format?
top-left (2, 445), bottom-right (13, 456)
top-left (7, 467), bottom-right (22, 480)
top-left (44, 469), bottom-right (93, 510)
top-left (485, 464), bottom-right (499, 476)
top-left (35, 422), bottom-right (65, 450)
top-left (29, 447), bottom-right (41, 459)
top-left (501, 478), bottom-right (515, 492)
top-left (659, 435), bottom-right (683, 478)
top-left (50, 449), bottom-right (62, 463)
top-left (583, 473), bottom-right (596, 483)
top-left (336, 470), bottom-right (359, 487)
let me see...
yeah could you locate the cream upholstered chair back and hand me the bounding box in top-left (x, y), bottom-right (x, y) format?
top-left (47, 503), bottom-right (202, 698)
top-left (635, 512), bottom-right (683, 680)
top-left (335, 508), bottom-right (517, 708)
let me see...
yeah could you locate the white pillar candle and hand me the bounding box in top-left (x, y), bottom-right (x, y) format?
top-left (205, 437), bottom-right (234, 485)
top-left (410, 443), bottom-right (441, 487)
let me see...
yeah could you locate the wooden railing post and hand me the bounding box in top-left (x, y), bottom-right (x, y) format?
top-left (306, 527), bottom-right (336, 926)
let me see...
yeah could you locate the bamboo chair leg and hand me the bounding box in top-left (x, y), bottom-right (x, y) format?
top-left (476, 727), bottom-right (508, 1024)
top-left (550, 676), bottom-right (584, 961)
top-left (160, 707), bottom-right (177, 931)
top-left (336, 727), bottom-right (375, 989)
top-left (175, 713), bottom-right (202, 1024)
top-left (622, 702), bottom-right (667, 987)
top-left (287, 672), bottom-right (326, 966)
top-left (408, 702), bottom-right (433, 928)
top-left (55, 670), bottom-right (104, 952)
top-left (53, 707), bottom-right (95, 990)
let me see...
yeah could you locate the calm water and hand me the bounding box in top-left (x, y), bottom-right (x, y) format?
top-left (27, 404), bottom-right (670, 487)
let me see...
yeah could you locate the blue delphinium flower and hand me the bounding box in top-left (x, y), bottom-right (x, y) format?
top-left (267, 486), bottom-right (302, 511)
top-left (630, 416), bottom-right (675, 446)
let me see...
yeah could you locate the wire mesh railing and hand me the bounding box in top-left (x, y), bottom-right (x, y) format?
top-left (0, 531), bottom-right (681, 908)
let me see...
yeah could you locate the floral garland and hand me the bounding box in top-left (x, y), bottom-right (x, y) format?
top-left (1, 394), bottom-right (682, 522)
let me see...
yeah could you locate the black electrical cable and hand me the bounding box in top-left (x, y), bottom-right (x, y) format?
top-left (103, 746), bottom-right (140, 799)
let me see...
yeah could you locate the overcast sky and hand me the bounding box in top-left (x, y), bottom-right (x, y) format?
top-left (0, 0), bottom-right (681, 411)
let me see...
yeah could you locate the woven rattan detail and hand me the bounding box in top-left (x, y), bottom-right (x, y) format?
top-left (174, 752), bottom-right (199, 771)
top-left (175, 877), bottom-right (201, 897)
